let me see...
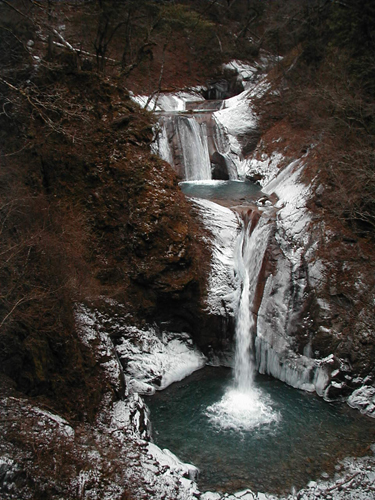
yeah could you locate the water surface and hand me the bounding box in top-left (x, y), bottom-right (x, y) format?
top-left (146, 367), bottom-right (375, 494)
top-left (180, 180), bottom-right (261, 203)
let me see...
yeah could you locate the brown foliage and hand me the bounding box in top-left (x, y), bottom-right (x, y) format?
top-left (0, 0), bottom-right (211, 420)
top-left (256, 38), bottom-right (375, 239)
top-left (0, 161), bottom-right (106, 418)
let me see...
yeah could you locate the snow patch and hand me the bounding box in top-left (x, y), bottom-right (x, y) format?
top-left (147, 443), bottom-right (199, 481)
top-left (131, 91), bottom-right (204, 112)
top-left (31, 407), bottom-right (75, 438)
top-left (214, 88), bottom-right (258, 136)
top-left (116, 326), bottom-right (206, 391)
top-left (223, 60), bottom-right (259, 91)
top-left (348, 386), bottom-right (375, 418)
top-left (245, 151), bottom-right (285, 187)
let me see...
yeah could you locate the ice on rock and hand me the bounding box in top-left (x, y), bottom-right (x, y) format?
top-left (234, 489), bottom-right (256, 499)
top-left (249, 158), bottom-right (334, 395)
top-left (255, 336), bottom-right (331, 394)
top-left (162, 448), bottom-right (199, 481)
top-left (223, 60), bottom-right (259, 91)
top-left (152, 120), bottom-right (173, 165)
top-left (263, 160), bottom-right (313, 250)
top-left (213, 82), bottom-right (265, 179)
top-left (147, 443), bottom-right (199, 481)
top-left (245, 151), bottom-right (285, 187)
top-left (348, 386), bottom-right (375, 418)
top-left (75, 304), bottom-right (206, 397)
top-left (116, 327), bottom-right (206, 391)
top-left (128, 379), bottom-right (156, 395)
top-left (192, 198), bottom-right (239, 316)
top-left (201, 493), bottom-right (222, 500)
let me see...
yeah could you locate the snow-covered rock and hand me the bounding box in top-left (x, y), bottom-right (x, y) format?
top-left (249, 159), bottom-right (330, 394)
top-left (348, 386), bottom-right (375, 418)
top-left (213, 78), bottom-right (269, 179)
top-left (147, 443), bottom-right (199, 481)
top-left (75, 304), bottom-right (206, 393)
top-left (191, 198), bottom-right (239, 317)
top-left (245, 150), bottom-right (285, 187)
top-left (131, 90), bottom-right (204, 112)
top-left (223, 60), bottom-right (260, 91)
top-left (75, 304), bottom-right (126, 398)
top-left (116, 326), bottom-right (206, 391)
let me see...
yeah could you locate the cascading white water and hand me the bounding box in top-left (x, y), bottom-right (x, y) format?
top-left (233, 215), bottom-right (271, 391)
top-left (206, 214), bottom-right (280, 431)
top-left (176, 116), bottom-right (212, 180)
top-left (233, 225), bottom-right (255, 391)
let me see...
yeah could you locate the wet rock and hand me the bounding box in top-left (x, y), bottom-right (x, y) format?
top-left (203, 76), bottom-right (244, 100)
top-left (211, 151), bottom-right (230, 180)
top-left (324, 381), bottom-right (352, 401)
top-left (247, 173), bottom-right (264, 183)
top-left (211, 161), bottom-right (230, 180)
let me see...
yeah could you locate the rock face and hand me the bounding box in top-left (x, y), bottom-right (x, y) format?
top-left (249, 160), bottom-right (334, 394)
top-left (243, 141), bottom-right (375, 401)
top-left (189, 198), bottom-right (239, 358)
top-left (348, 386), bottom-right (375, 417)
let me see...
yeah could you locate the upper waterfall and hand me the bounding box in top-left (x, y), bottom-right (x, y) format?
top-left (175, 116), bottom-right (212, 181)
top-left (146, 91), bottom-right (254, 181)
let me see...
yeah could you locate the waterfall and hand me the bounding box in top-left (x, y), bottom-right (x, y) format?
top-left (176, 116), bottom-right (212, 181)
top-left (205, 212), bottom-right (279, 431)
top-left (152, 98), bottom-right (242, 181)
top-left (154, 114), bottom-right (213, 181)
top-left (212, 115), bottom-right (239, 180)
top-left (233, 214), bottom-right (271, 392)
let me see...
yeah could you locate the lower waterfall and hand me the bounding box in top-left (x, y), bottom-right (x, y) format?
top-left (205, 213), bottom-right (279, 431)
top-left (233, 213), bottom-right (270, 391)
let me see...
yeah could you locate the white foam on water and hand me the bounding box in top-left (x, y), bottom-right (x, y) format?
top-left (205, 386), bottom-right (280, 432)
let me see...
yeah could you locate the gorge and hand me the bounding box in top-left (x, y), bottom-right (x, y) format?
top-left (1, 1), bottom-right (375, 499)
top-left (127, 68), bottom-right (375, 497)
